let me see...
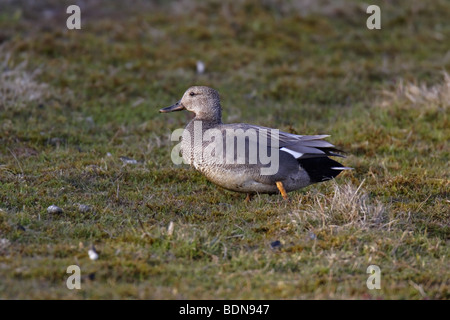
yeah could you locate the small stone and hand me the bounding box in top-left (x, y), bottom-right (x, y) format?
top-left (88, 246), bottom-right (99, 260)
top-left (270, 240), bottom-right (282, 249)
top-left (78, 204), bottom-right (92, 213)
top-left (0, 238), bottom-right (11, 250)
top-left (167, 221), bottom-right (174, 236)
top-left (120, 156), bottom-right (138, 164)
top-left (47, 205), bottom-right (63, 214)
top-left (196, 60), bottom-right (205, 74)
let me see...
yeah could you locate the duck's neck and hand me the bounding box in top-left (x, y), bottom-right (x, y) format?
top-left (193, 106), bottom-right (222, 125)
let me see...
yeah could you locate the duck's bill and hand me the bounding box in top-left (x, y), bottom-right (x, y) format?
top-left (159, 101), bottom-right (185, 113)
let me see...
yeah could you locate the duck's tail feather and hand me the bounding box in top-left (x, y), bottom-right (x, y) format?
top-left (298, 157), bottom-right (351, 183)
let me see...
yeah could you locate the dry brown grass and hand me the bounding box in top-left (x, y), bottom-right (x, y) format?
top-left (292, 181), bottom-right (389, 230)
top-left (381, 72), bottom-right (450, 110)
top-left (0, 50), bottom-right (51, 111)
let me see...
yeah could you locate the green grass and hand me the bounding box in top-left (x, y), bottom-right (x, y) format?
top-left (0, 0), bottom-right (449, 299)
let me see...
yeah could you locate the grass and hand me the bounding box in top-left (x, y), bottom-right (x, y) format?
top-left (0, 0), bottom-right (449, 299)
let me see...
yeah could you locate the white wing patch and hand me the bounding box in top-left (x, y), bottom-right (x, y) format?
top-left (280, 147), bottom-right (303, 159)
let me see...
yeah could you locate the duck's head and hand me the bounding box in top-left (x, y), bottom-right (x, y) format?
top-left (160, 86), bottom-right (222, 122)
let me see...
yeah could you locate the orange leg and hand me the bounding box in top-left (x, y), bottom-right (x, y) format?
top-left (276, 181), bottom-right (289, 200)
top-left (245, 193), bottom-right (254, 202)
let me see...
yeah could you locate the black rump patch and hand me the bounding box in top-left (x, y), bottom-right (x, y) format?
top-left (298, 157), bottom-right (344, 183)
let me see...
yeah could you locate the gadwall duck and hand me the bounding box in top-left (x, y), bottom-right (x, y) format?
top-left (160, 86), bottom-right (351, 201)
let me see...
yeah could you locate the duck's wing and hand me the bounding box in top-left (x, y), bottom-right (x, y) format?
top-left (219, 123), bottom-right (346, 160)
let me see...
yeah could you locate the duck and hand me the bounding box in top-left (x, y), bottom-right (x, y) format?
top-left (160, 86), bottom-right (351, 201)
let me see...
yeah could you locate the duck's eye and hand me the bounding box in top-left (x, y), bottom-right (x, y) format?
top-left (189, 92), bottom-right (196, 96)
